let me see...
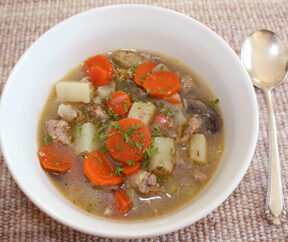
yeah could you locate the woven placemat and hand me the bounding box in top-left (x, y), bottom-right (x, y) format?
top-left (1, 0), bottom-right (288, 241)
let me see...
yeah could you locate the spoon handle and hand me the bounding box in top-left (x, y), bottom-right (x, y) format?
top-left (264, 89), bottom-right (286, 225)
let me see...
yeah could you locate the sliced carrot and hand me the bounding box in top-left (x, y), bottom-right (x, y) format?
top-left (165, 93), bottom-right (181, 104)
top-left (83, 151), bottom-right (123, 186)
top-left (134, 62), bottom-right (156, 86)
top-left (84, 55), bottom-right (113, 79)
top-left (38, 144), bottom-right (75, 172)
top-left (106, 118), bottom-right (151, 163)
top-left (122, 161), bottom-right (141, 176)
top-left (88, 65), bottom-right (109, 87)
top-left (108, 91), bottom-right (131, 116)
top-left (166, 98), bottom-right (181, 104)
top-left (113, 189), bottom-right (131, 215)
top-left (143, 71), bottom-right (180, 98)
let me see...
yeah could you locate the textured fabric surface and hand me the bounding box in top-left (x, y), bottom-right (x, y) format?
top-left (0, 0), bottom-right (288, 241)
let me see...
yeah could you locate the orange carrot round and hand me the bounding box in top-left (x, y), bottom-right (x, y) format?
top-left (113, 189), bottom-right (131, 215)
top-left (38, 144), bottom-right (75, 172)
top-left (106, 118), bottom-right (151, 163)
top-left (108, 91), bottom-right (131, 116)
top-left (166, 97), bottom-right (181, 104)
top-left (134, 62), bottom-right (156, 86)
top-left (143, 71), bottom-right (180, 98)
top-left (83, 151), bottom-right (123, 186)
top-left (122, 162), bottom-right (141, 176)
top-left (84, 55), bottom-right (113, 79)
top-left (88, 65), bottom-right (109, 87)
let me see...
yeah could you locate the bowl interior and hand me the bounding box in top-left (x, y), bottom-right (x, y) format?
top-left (0, 5), bottom-right (258, 238)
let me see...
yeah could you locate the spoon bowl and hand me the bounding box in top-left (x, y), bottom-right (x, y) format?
top-left (241, 29), bottom-right (288, 225)
top-left (241, 30), bottom-right (288, 90)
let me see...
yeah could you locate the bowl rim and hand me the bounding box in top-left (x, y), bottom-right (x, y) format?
top-left (0, 4), bottom-right (259, 238)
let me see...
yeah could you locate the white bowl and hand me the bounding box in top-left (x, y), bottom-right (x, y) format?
top-left (0, 5), bottom-right (258, 238)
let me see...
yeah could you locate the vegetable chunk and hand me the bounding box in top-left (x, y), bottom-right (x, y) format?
top-left (189, 133), bottom-right (207, 164)
top-left (73, 122), bottom-right (97, 154)
top-left (56, 81), bottom-right (93, 103)
top-left (128, 102), bottom-right (156, 126)
top-left (148, 137), bottom-right (175, 174)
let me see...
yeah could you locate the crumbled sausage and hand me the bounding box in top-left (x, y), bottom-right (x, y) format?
top-left (46, 120), bottom-right (71, 146)
top-left (192, 168), bottom-right (208, 183)
top-left (77, 104), bottom-right (109, 122)
top-left (181, 117), bottom-right (202, 142)
top-left (127, 171), bottom-right (160, 194)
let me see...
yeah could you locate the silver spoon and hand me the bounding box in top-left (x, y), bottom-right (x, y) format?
top-left (241, 30), bottom-right (288, 225)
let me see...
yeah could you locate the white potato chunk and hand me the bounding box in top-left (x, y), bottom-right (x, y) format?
top-left (73, 123), bottom-right (97, 154)
top-left (128, 102), bottom-right (156, 125)
top-left (148, 137), bottom-right (175, 174)
top-left (97, 82), bottom-right (115, 99)
top-left (58, 104), bottom-right (77, 122)
top-left (113, 50), bottom-right (142, 67)
top-left (189, 134), bottom-right (207, 164)
top-left (56, 81), bottom-right (93, 103)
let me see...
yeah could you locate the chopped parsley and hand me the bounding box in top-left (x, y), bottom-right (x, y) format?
top-left (210, 98), bottom-right (219, 107)
top-left (169, 147), bottom-right (175, 156)
top-left (160, 90), bottom-right (164, 94)
top-left (144, 146), bottom-right (159, 159)
top-left (43, 135), bottom-right (52, 144)
top-left (77, 127), bottom-right (82, 137)
top-left (139, 75), bottom-right (147, 83)
top-left (124, 100), bottom-right (128, 112)
top-left (108, 108), bottom-right (119, 119)
top-left (122, 133), bottom-right (130, 143)
top-left (157, 175), bottom-right (165, 183)
top-left (146, 88), bottom-right (152, 95)
top-left (71, 136), bottom-right (75, 143)
top-left (127, 161), bottom-right (136, 166)
top-left (94, 119), bottom-right (101, 127)
top-left (98, 157), bottom-right (103, 163)
top-left (115, 165), bottom-right (123, 176)
top-left (135, 142), bottom-right (142, 154)
top-left (117, 144), bottom-right (123, 151)
top-left (86, 207), bottom-right (92, 212)
top-left (129, 65), bottom-right (137, 74)
top-left (106, 94), bottom-right (112, 101)
top-left (156, 102), bottom-right (164, 112)
top-left (100, 146), bottom-right (108, 153)
top-left (54, 162), bottom-right (59, 167)
top-left (160, 65), bottom-right (164, 71)
top-left (141, 160), bottom-right (149, 167)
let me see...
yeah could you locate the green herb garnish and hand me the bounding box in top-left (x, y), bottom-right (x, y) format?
top-left (54, 162), bottom-right (59, 167)
top-left (117, 144), bottom-right (123, 151)
top-left (124, 100), bottom-right (128, 112)
top-left (77, 127), bottom-right (82, 137)
top-left (169, 148), bottom-right (175, 156)
top-left (210, 98), bottom-right (219, 107)
top-left (108, 108), bottom-right (119, 119)
top-left (156, 102), bottom-right (164, 112)
top-left (100, 146), bottom-right (108, 153)
top-left (115, 165), bottom-right (123, 176)
top-left (142, 160), bottom-right (149, 167)
top-left (146, 88), bottom-right (152, 95)
top-left (160, 65), bottom-right (164, 71)
top-left (127, 161), bottom-right (136, 166)
top-left (157, 175), bottom-right (164, 183)
top-left (144, 146), bottom-right (159, 159)
top-left (43, 135), bottom-right (52, 144)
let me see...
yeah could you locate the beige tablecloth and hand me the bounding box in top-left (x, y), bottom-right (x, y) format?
top-left (1, 0), bottom-right (288, 241)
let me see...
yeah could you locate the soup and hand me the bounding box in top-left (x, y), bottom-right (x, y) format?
top-left (37, 50), bottom-right (224, 220)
